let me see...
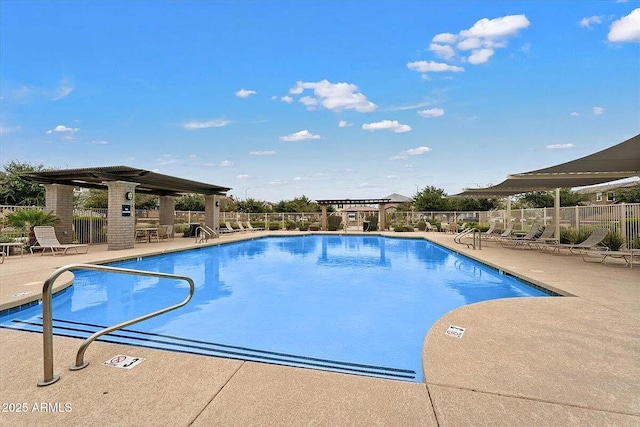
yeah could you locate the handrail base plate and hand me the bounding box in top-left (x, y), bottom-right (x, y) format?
top-left (69, 362), bottom-right (89, 371)
top-left (37, 375), bottom-right (60, 387)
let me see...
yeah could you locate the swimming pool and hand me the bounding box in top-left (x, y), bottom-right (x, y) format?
top-left (0, 235), bottom-right (551, 382)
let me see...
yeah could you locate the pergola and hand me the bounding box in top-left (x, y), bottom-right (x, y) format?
top-left (453, 133), bottom-right (640, 239)
top-left (24, 166), bottom-right (231, 250)
top-left (315, 199), bottom-right (391, 231)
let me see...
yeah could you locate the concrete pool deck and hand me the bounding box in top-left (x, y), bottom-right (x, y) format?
top-left (0, 231), bottom-right (638, 426)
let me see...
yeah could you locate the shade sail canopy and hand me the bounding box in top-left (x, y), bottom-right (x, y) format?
top-left (24, 165), bottom-right (231, 196)
top-left (454, 133), bottom-right (640, 197)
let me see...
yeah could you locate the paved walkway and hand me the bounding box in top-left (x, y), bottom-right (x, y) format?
top-left (0, 231), bottom-right (638, 426)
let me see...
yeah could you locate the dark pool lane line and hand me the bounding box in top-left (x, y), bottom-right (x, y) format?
top-left (6, 318), bottom-right (417, 381)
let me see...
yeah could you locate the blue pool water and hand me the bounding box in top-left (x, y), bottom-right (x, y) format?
top-left (1, 235), bottom-right (551, 381)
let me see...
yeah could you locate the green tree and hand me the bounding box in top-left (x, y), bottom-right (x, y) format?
top-left (516, 188), bottom-right (588, 208)
top-left (274, 195), bottom-right (321, 213)
top-left (83, 189), bottom-right (109, 208)
top-left (615, 185), bottom-right (640, 203)
top-left (6, 209), bottom-right (59, 246)
top-left (414, 186), bottom-right (451, 211)
top-left (0, 160), bottom-right (48, 206)
top-left (175, 194), bottom-right (205, 211)
top-left (450, 196), bottom-right (502, 211)
top-left (236, 198), bottom-right (268, 213)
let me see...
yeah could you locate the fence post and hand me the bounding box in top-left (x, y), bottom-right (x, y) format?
top-left (574, 206), bottom-right (580, 232)
top-left (619, 203), bottom-right (627, 249)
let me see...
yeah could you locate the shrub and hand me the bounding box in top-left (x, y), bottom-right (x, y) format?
top-left (309, 223), bottom-right (321, 231)
top-left (327, 216), bottom-right (342, 231)
top-left (0, 235), bottom-right (14, 243)
top-left (560, 227), bottom-right (577, 244)
top-left (174, 223), bottom-right (188, 235)
top-left (268, 223), bottom-right (282, 230)
top-left (630, 234), bottom-right (640, 249)
top-left (403, 225), bottom-right (414, 232)
top-left (285, 220), bottom-right (298, 231)
top-left (298, 222), bottom-right (309, 231)
top-left (417, 221), bottom-right (426, 231)
top-left (602, 231), bottom-right (624, 251)
top-left (251, 222), bottom-right (266, 229)
top-left (364, 215), bottom-right (378, 231)
top-left (394, 226), bottom-right (404, 232)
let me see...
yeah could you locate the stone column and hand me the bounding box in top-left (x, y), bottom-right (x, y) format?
top-left (44, 184), bottom-right (75, 244)
top-left (204, 194), bottom-right (220, 235)
top-left (158, 196), bottom-right (175, 226)
top-left (106, 181), bottom-right (138, 250)
top-left (378, 203), bottom-right (386, 231)
top-left (321, 205), bottom-right (327, 231)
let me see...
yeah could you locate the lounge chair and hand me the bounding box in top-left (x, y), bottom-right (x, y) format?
top-left (245, 221), bottom-right (264, 231)
top-left (485, 223), bottom-right (513, 241)
top-left (540, 228), bottom-right (609, 254)
top-left (31, 226), bottom-right (89, 256)
top-left (477, 222), bottom-right (498, 239)
top-left (225, 222), bottom-right (240, 233)
top-left (499, 223), bottom-right (540, 246)
top-left (580, 249), bottom-right (639, 268)
top-left (425, 222), bottom-right (436, 232)
top-left (506, 225), bottom-right (558, 250)
top-left (236, 222), bottom-right (248, 232)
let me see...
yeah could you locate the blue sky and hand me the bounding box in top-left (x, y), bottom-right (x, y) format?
top-left (1, 1), bottom-right (639, 202)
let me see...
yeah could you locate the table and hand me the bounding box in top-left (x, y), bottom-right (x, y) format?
top-left (135, 228), bottom-right (159, 243)
top-left (0, 242), bottom-right (24, 263)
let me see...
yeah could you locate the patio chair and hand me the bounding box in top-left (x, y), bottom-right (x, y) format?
top-left (540, 228), bottom-right (609, 255)
top-left (236, 222), bottom-right (248, 232)
top-left (425, 222), bottom-right (436, 232)
top-left (485, 223), bottom-right (513, 241)
top-left (245, 221), bottom-right (264, 231)
top-left (158, 225), bottom-right (174, 240)
top-left (225, 222), bottom-right (240, 233)
top-left (31, 226), bottom-right (89, 256)
top-left (499, 223), bottom-right (540, 246)
top-left (507, 224), bottom-right (558, 250)
top-left (580, 249), bottom-right (639, 268)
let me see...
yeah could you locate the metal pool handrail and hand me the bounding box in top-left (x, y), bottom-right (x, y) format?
top-left (453, 228), bottom-right (482, 250)
top-left (38, 263), bottom-right (195, 387)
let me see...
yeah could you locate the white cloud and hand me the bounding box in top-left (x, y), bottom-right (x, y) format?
top-left (236, 174), bottom-right (251, 179)
top-left (389, 146), bottom-right (431, 160)
top-left (608, 8), bottom-right (640, 42)
top-left (46, 124), bottom-right (79, 134)
top-left (468, 48), bottom-right (495, 64)
top-left (579, 15), bottom-right (603, 29)
top-left (52, 81), bottom-right (73, 101)
top-left (289, 80), bottom-right (377, 112)
top-left (280, 130), bottom-right (321, 142)
top-left (457, 37), bottom-right (482, 51)
top-left (91, 140), bottom-right (109, 145)
top-left (362, 120), bottom-right (412, 133)
top-left (268, 180), bottom-right (287, 186)
top-left (220, 160), bottom-right (234, 167)
top-left (183, 119), bottom-right (231, 130)
top-left (281, 95), bottom-right (293, 103)
top-left (546, 144), bottom-right (576, 149)
top-left (271, 95), bottom-right (278, 100)
top-left (429, 43), bottom-right (455, 59)
top-left (338, 120), bottom-right (353, 127)
top-left (418, 108), bottom-right (445, 118)
top-left (407, 60), bottom-right (464, 73)
top-left (235, 89), bottom-right (257, 98)
top-left (299, 96), bottom-right (319, 109)
top-left (570, 112), bottom-right (580, 117)
top-left (432, 32), bottom-right (457, 43)
top-left (592, 106), bottom-right (605, 115)
top-left (460, 14), bottom-right (530, 39)
top-left (249, 150), bottom-right (277, 156)
top-left (419, 14), bottom-right (530, 69)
